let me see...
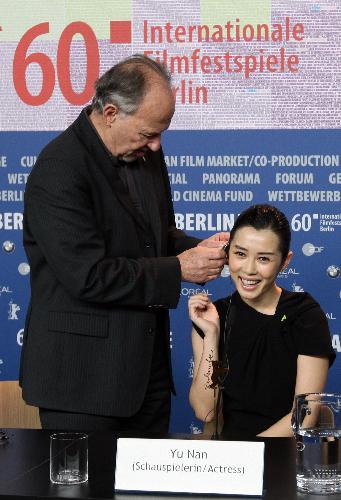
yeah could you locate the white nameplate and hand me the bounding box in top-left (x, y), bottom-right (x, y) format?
top-left (115, 438), bottom-right (264, 496)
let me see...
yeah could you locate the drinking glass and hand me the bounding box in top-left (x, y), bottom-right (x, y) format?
top-left (50, 432), bottom-right (88, 484)
top-left (292, 393), bottom-right (341, 494)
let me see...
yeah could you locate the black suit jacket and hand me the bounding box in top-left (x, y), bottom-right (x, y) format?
top-left (20, 109), bottom-right (199, 417)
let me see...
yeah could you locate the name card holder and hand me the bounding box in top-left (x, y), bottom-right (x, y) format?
top-left (115, 438), bottom-right (264, 496)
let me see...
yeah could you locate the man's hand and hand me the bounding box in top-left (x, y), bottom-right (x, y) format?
top-left (177, 246), bottom-right (227, 283)
top-left (197, 232), bottom-right (229, 249)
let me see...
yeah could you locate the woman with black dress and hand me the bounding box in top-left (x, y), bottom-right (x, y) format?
top-left (188, 204), bottom-right (335, 438)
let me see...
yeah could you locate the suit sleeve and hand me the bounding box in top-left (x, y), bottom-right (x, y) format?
top-left (157, 149), bottom-right (202, 254)
top-left (24, 158), bottom-right (184, 308)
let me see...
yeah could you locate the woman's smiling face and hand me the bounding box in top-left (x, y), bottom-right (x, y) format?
top-left (228, 226), bottom-right (291, 308)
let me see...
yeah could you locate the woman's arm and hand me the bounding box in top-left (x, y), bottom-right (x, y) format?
top-left (188, 294), bottom-right (220, 422)
top-left (257, 354), bottom-right (329, 437)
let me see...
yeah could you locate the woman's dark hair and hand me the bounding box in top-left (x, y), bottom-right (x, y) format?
top-left (229, 204), bottom-right (291, 262)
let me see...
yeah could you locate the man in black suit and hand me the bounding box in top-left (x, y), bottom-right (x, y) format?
top-left (20, 55), bottom-right (228, 432)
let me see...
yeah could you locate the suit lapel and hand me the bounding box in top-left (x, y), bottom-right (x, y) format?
top-left (138, 157), bottom-right (162, 255)
top-left (72, 109), bottom-right (147, 232)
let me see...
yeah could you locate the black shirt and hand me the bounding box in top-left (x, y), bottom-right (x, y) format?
top-left (195, 289), bottom-right (335, 439)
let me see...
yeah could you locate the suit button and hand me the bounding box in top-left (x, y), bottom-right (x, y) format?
top-left (144, 241), bottom-right (152, 248)
top-left (148, 327), bottom-right (155, 335)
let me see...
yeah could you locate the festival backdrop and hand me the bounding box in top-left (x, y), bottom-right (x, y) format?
top-left (0, 0), bottom-right (340, 433)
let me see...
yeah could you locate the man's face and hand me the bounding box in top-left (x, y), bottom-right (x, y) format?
top-left (104, 82), bottom-right (175, 162)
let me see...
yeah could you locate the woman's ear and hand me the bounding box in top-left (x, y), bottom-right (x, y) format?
top-left (281, 250), bottom-right (293, 271)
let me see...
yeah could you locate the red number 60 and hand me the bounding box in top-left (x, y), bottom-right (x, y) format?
top-left (13, 22), bottom-right (100, 106)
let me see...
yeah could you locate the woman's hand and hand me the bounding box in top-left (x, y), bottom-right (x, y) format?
top-left (188, 293), bottom-right (220, 340)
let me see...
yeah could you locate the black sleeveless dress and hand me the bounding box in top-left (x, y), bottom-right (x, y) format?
top-left (195, 289), bottom-right (335, 439)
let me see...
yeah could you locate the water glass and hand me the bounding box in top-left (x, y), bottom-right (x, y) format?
top-left (292, 393), bottom-right (341, 494)
top-left (50, 432), bottom-right (88, 484)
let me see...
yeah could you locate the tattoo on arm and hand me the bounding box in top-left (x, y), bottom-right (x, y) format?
top-left (203, 350), bottom-right (230, 390)
top-left (204, 350), bottom-right (214, 390)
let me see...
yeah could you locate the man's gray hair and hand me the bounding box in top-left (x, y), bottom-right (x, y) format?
top-left (92, 54), bottom-right (171, 115)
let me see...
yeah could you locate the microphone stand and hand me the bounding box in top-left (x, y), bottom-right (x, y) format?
top-left (210, 298), bottom-right (234, 440)
top-left (210, 365), bottom-right (228, 440)
top-left (211, 388), bottom-right (222, 440)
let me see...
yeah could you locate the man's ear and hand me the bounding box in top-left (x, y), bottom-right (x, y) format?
top-left (103, 104), bottom-right (119, 127)
top-left (281, 250), bottom-right (293, 271)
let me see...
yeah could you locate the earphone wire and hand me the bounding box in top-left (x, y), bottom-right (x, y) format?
top-left (211, 296), bottom-right (233, 440)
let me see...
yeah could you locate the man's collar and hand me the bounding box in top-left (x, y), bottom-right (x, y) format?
top-left (83, 106), bottom-right (121, 165)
